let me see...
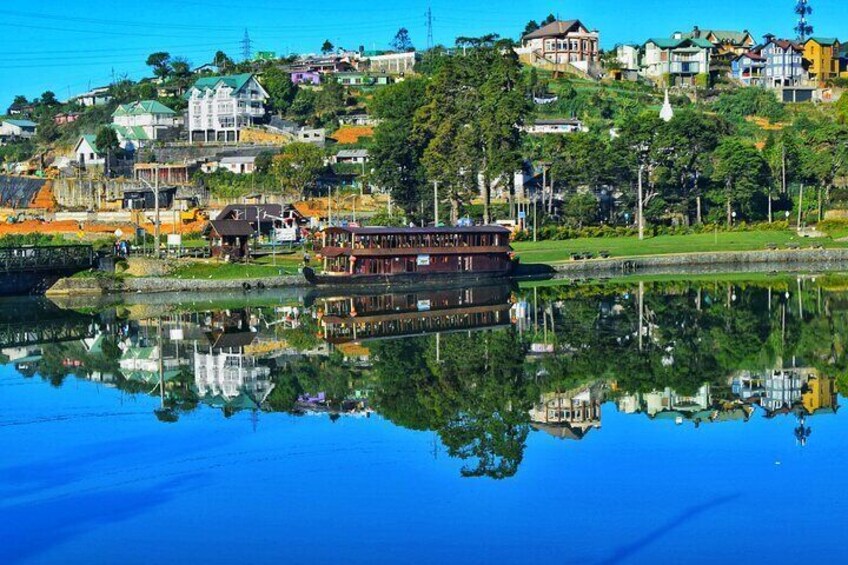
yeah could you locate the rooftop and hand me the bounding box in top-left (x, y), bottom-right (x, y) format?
top-left (523, 20), bottom-right (587, 40)
top-left (324, 226), bottom-right (511, 236)
top-left (113, 100), bottom-right (176, 117)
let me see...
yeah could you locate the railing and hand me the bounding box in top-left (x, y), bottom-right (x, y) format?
top-left (0, 245), bottom-right (95, 274)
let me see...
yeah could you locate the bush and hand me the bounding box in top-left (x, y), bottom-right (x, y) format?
top-left (515, 221), bottom-right (792, 241)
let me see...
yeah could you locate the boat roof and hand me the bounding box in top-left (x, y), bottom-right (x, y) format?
top-left (324, 226), bottom-right (510, 235)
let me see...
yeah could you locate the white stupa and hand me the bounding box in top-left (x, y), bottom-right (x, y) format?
top-left (660, 89), bottom-right (674, 122)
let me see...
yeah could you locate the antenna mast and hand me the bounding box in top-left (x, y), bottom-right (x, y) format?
top-left (425, 7), bottom-right (434, 50)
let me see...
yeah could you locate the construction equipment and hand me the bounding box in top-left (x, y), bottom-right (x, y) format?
top-left (180, 208), bottom-right (208, 223)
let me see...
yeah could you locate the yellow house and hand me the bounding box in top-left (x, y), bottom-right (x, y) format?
top-left (804, 37), bottom-right (840, 84)
top-left (801, 375), bottom-right (837, 415)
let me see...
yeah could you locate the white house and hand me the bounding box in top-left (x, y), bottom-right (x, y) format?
top-left (111, 100), bottom-right (177, 146)
top-left (218, 155), bottom-right (256, 174)
top-left (642, 37), bottom-right (713, 86)
top-left (364, 51), bottom-right (419, 74)
top-left (74, 135), bottom-right (105, 167)
top-left (71, 86), bottom-right (112, 107)
top-left (194, 351), bottom-right (272, 402)
top-left (0, 119), bottom-right (37, 142)
top-left (520, 118), bottom-right (588, 135)
top-left (186, 73), bottom-right (268, 143)
top-left (616, 44), bottom-right (641, 72)
top-left (296, 127), bottom-right (326, 146)
top-left (333, 149), bottom-right (369, 164)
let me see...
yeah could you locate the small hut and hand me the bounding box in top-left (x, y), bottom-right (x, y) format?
top-left (203, 219), bottom-right (253, 261)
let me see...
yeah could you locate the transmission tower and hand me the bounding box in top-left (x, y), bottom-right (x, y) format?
top-left (794, 1), bottom-right (813, 41)
top-left (241, 29), bottom-right (253, 61)
top-left (424, 7), bottom-right (434, 50)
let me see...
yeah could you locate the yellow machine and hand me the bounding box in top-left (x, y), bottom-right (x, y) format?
top-left (180, 208), bottom-right (208, 223)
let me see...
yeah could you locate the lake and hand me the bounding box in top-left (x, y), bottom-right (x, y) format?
top-left (2, 275), bottom-right (848, 564)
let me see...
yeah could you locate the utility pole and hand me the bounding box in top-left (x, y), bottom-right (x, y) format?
top-left (154, 164), bottom-right (161, 259)
top-left (533, 193), bottom-right (538, 242)
top-left (798, 183), bottom-right (804, 229)
top-left (637, 164), bottom-right (645, 241)
top-left (433, 181), bottom-right (439, 226)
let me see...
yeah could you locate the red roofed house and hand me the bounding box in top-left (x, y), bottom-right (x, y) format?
top-left (517, 19), bottom-right (600, 77)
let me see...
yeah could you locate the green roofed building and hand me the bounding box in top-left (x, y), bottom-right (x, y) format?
top-left (111, 99), bottom-right (178, 146)
top-left (643, 36), bottom-right (715, 87)
top-left (680, 27), bottom-right (756, 56)
top-left (185, 73), bottom-right (269, 143)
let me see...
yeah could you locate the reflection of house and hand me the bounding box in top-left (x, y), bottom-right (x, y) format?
top-left (530, 385), bottom-right (604, 440)
top-left (618, 385), bottom-right (717, 425)
top-left (319, 285), bottom-right (513, 344)
top-left (194, 350), bottom-right (272, 404)
top-left (731, 367), bottom-right (838, 417)
top-left (119, 345), bottom-right (181, 383)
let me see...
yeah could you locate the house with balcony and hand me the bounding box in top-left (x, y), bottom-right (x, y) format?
top-left (681, 27), bottom-right (755, 57)
top-left (731, 50), bottom-right (767, 86)
top-left (516, 19), bottom-right (600, 77)
top-left (803, 37), bottom-right (841, 85)
top-left (761, 36), bottom-right (806, 87)
top-left (185, 73), bottom-right (268, 143)
top-left (111, 100), bottom-right (177, 147)
top-left (642, 37), bottom-right (713, 86)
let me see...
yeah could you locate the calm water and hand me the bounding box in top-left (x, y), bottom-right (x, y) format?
top-left (2, 277), bottom-right (848, 564)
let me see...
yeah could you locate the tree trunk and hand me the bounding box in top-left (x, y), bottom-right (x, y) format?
top-left (450, 197), bottom-right (459, 225)
top-left (482, 171), bottom-right (491, 225)
top-left (726, 180), bottom-right (732, 226)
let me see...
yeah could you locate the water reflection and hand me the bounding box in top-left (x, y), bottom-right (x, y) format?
top-left (4, 275), bottom-right (847, 478)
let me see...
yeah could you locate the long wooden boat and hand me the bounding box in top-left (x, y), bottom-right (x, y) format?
top-left (304, 226), bottom-right (515, 286)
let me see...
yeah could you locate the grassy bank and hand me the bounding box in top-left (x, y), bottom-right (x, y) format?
top-left (169, 254), bottom-right (303, 280)
top-left (513, 230), bottom-right (847, 264)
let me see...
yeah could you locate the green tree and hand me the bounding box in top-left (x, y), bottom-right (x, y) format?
top-left (712, 138), bottom-right (770, 224)
top-left (271, 142), bottom-right (325, 197)
top-left (145, 52), bottom-right (172, 79)
top-left (370, 79), bottom-right (428, 217)
top-left (262, 67), bottom-right (298, 115)
top-left (390, 27), bottom-right (414, 52)
top-left (39, 91), bottom-right (58, 106)
top-left (321, 40), bottom-right (335, 55)
top-left (213, 51), bottom-right (235, 73)
top-left (170, 57), bottom-right (192, 80)
top-left (479, 48), bottom-right (529, 223)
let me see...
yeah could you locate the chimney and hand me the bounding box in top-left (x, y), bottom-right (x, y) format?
top-left (693, 26), bottom-right (701, 38)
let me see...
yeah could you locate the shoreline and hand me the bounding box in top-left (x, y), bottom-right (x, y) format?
top-left (45, 247), bottom-right (848, 297)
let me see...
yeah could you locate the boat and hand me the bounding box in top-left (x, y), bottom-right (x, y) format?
top-left (303, 226), bottom-right (515, 286)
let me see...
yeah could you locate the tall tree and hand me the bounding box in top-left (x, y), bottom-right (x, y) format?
top-left (145, 52), bottom-right (172, 79)
top-left (370, 78), bottom-right (428, 217)
top-left (712, 138), bottom-right (770, 224)
top-left (261, 67), bottom-right (298, 115)
top-left (271, 142), bottom-right (325, 198)
top-left (479, 48), bottom-right (529, 223)
top-left (321, 40), bottom-right (335, 55)
top-left (390, 27), bottom-right (414, 52)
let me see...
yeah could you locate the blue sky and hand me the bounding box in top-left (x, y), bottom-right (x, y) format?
top-left (2, 0), bottom-right (847, 108)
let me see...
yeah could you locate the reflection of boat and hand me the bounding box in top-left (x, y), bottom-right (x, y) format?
top-left (317, 284), bottom-right (514, 344)
top-left (305, 226), bottom-right (514, 286)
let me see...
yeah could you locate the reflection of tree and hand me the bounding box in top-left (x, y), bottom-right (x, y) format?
top-left (373, 329), bottom-right (534, 479)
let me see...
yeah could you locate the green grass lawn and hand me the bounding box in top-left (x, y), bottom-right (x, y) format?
top-left (169, 256), bottom-right (302, 280)
top-left (514, 230), bottom-right (847, 264)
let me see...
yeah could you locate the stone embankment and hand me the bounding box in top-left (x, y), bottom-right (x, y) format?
top-left (546, 249), bottom-right (848, 277)
top-left (46, 274), bottom-right (308, 297)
